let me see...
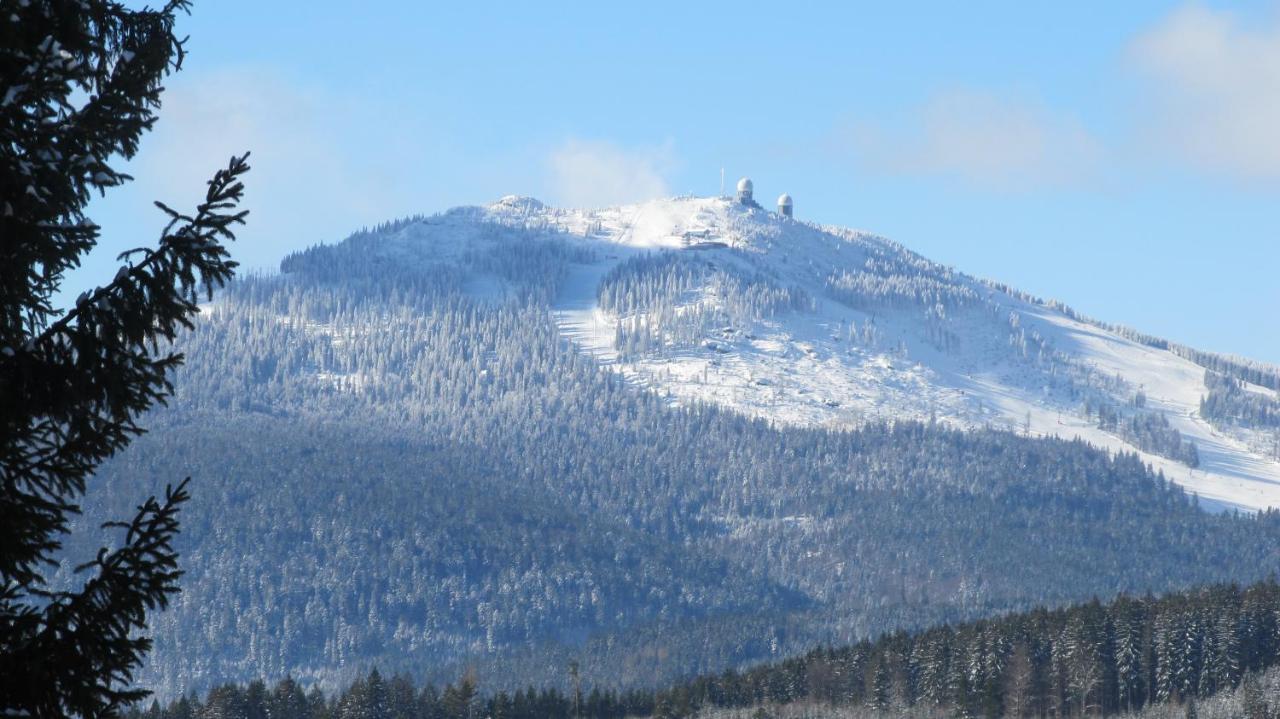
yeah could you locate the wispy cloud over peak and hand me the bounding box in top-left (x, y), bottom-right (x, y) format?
top-left (546, 139), bottom-right (676, 209)
top-left (1130, 4), bottom-right (1280, 181)
top-left (841, 89), bottom-right (1101, 192)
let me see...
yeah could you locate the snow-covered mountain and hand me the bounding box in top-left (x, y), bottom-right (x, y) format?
top-left (351, 193), bottom-right (1280, 511)
top-left (88, 192), bottom-right (1280, 696)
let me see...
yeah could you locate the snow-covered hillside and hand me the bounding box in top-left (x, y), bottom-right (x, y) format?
top-left (335, 194), bottom-right (1280, 511)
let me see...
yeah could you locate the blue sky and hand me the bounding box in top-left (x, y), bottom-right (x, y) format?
top-left (81, 1), bottom-right (1280, 362)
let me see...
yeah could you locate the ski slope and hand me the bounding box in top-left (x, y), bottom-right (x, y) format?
top-left (385, 194), bottom-right (1280, 511)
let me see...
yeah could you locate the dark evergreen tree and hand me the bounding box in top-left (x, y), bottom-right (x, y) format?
top-left (0, 1), bottom-right (249, 716)
top-left (271, 677), bottom-right (311, 719)
top-left (440, 678), bottom-right (476, 719)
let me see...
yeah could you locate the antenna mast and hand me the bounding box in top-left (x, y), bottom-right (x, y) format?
top-left (720, 168), bottom-right (725, 197)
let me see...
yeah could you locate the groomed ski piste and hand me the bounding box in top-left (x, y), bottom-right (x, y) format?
top-left (354, 194), bottom-right (1280, 512)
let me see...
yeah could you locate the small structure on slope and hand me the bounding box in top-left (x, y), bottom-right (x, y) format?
top-left (777, 193), bottom-right (793, 217)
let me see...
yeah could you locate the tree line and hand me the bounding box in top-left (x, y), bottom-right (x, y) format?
top-left (126, 580), bottom-right (1280, 719)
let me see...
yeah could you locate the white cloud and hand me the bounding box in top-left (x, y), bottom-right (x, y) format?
top-left (1130, 5), bottom-right (1280, 180)
top-left (546, 139), bottom-right (675, 208)
top-left (118, 67), bottom-right (429, 272)
top-left (91, 70), bottom-right (679, 282)
top-left (845, 90), bottom-right (1101, 191)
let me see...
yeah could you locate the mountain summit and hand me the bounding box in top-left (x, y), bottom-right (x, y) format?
top-left (82, 192), bottom-right (1280, 696)
top-left (319, 193), bottom-right (1280, 511)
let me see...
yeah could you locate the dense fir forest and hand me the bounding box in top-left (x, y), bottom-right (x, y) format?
top-left (127, 580), bottom-right (1280, 718)
top-left (72, 211), bottom-right (1280, 697)
top-left (1201, 371), bottom-right (1280, 431)
top-left (597, 252), bottom-right (812, 360)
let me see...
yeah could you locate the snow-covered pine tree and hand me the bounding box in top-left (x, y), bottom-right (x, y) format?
top-left (1113, 597), bottom-right (1148, 712)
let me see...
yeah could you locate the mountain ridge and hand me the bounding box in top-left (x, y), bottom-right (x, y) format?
top-left (70, 193), bottom-right (1280, 696)
top-left (304, 193), bottom-right (1280, 510)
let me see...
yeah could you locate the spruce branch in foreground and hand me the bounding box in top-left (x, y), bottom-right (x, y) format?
top-left (0, 2), bottom-right (250, 716)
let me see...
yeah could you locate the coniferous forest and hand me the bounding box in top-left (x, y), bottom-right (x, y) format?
top-left (12, 4), bottom-right (1280, 719)
top-left (65, 219), bottom-right (1280, 697)
top-left (126, 580), bottom-right (1280, 719)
